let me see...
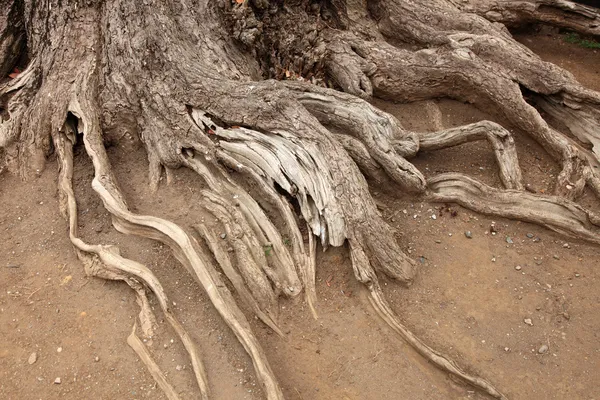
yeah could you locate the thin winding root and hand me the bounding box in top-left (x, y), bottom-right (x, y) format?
top-left (349, 244), bottom-right (508, 400)
top-left (128, 324), bottom-right (181, 400)
top-left (418, 121), bottom-right (524, 190)
top-left (53, 129), bottom-right (210, 399)
top-left (428, 173), bottom-right (600, 244)
top-left (81, 136), bottom-right (284, 399)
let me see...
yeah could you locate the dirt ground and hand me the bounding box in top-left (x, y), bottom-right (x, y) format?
top-left (1, 31), bottom-right (599, 400)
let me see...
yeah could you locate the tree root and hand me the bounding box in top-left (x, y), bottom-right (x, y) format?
top-left (461, 0), bottom-right (600, 37)
top-left (86, 155), bottom-right (285, 399)
top-left (194, 193), bottom-right (281, 330)
top-left (285, 82), bottom-right (425, 192)
top-left (8, 1), bottom-right (600, 398)
top-left (349, 243), bottom-right (508, 400)
top-left (428, 173), bottom-right (600, 244)
top-left (211, 151), bottom-right (319, 319)
top-left (127, 323), bottom-right (182, 400)
top-left (188, 98), bottom-right (416, 284)
top-left (53, 128), bottom-right (211, 399)
top-left (418, 121), bottom-right (524, 190)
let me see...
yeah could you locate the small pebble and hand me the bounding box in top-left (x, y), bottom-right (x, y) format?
top-left (54, 378), bottom-right (61, 385)
top-left (563, 243), bottom-right (570, 248)
top-left (575, 273), bottom-right (580, 277)
top-left (94, 356), bottom-right (99, 362)
top-left (526, 233), bottom-right (534, 238)
top-left (57, 347), bottom-right (62, 353)
top-left (28, 352), bottom-right (37, 365)
top-left (515, 265), bottom-right (522, 271)
top-left (220, 233), bottom-right (227, 239)
top-left (538, 344), bottom-right (549, 354)
top-left (435, 240), bottom-right (441, 244)
top-left (465, 231), bottom-right (473, 239)
top-left (431, 214), bottom-right (437, 220)
top-left (553, 255), bottom-right (560, 260)
top-left (506, 237), bottom-right (513, 244)
top-left (524, 318), bottom-right (533, 326)
top-left (176, 365), bottom-right (183, 371)
top-left (504, 347), bottom-right (510, 352)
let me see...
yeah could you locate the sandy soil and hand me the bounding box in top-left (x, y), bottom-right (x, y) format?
top-left (1, 31), bottom-right (599, 400)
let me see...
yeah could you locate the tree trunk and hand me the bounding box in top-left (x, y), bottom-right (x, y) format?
top-left (2, 0), bottom-right (600, 399)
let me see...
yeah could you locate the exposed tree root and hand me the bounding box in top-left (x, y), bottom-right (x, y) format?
top-left (419, 121), bottom-right (524, 190)
top-left (85, 147), bottom-right (285, 398)
top-left (428, 173), bottom-right (600, 244)
top-left (127, 323), bottom-right (182, 400)
top-left (53, 128), bottom-right (211, 399)
top-left (6, 0), bottom-right (600, 399)
top-left (460, 0), bottom-right (600, 37)
top-left (349, 243), bottom-right (508, 400)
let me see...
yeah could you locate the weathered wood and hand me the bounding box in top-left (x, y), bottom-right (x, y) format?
top-left (6, 0), bottom-right (600, 399)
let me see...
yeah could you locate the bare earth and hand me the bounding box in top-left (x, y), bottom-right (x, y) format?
top-left (1, 31), bottom-right (599, 400)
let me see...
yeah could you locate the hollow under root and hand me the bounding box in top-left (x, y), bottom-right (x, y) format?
top-left (418, 120), bottom-right (524, 190)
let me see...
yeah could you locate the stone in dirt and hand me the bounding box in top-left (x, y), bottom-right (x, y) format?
top-left (28, 352), bottom-right (37, 365)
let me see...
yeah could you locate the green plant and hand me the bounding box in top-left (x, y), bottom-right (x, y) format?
top-left (564, 32), bottom-right (600, 49)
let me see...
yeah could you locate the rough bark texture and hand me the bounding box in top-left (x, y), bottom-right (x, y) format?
top-left (2, 0), bottom-right (600, 399)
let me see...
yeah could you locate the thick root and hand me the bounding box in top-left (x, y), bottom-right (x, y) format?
top-left (461, 0), bottom-right (600, 37)
top-left (428, 173), bottom-right (600, 244)
top-left (285, 82), bottom-right (425, 192)
top-left (188, 92), bottom-right (417, 283)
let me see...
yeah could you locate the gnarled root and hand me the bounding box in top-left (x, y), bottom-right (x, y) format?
top-left (419, 121), bottom-right (524, 190)
top-left (428, 173), bottom-right (600, 244)
top-left (460, 0), bottom-right (600, 37)
top-left (187, 90), bottom-right (417, 284)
